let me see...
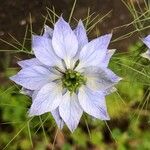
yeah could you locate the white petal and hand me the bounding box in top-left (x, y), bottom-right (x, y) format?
top-left (82, 66), bottom-right (121, 91)
top-left (29, 82), bottom-right (62, 116)
top-left (142, 35), bottom-right (150, 49)
top-left (10, 66), bottom-right (57, 90)
top-left (78, 86), bottom-right (110, 120)
top-left (43, 25), bottom-right (53, 38)
top-left (32, 35), bottom-right (62, 67)
top-left (51, 108), bottom-right (64, 129)
top-left (18, 58), bottom-right (42, 68)
top-left (59, 92), bottom-right (83, 132)
top-left (52, 17), bottom-right (78, 62)
top-left (74, 20), bottom-right (88, 57)
top-left (77, 34), bottom-right (112, 69)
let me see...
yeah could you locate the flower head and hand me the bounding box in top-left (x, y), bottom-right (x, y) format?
top-left (141, 35), bottom-right (150, 60)
top-left (10, 17), bottom-right (121, 132)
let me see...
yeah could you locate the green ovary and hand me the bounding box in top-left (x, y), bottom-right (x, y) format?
top-left (61, 69), bottom-right (86, 93)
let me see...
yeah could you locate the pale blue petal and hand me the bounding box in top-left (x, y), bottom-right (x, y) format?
top-left (10, 66), bottom-right (57, 90)
top-left (105, 68), bottom-right (122, 83)
top-left (43, 25), bottom-right (53, 38)
top-left (20, 88), bottom-right (40, 101)
top-left (29, 88), bottom-right (64, 128)
top-left (18, 58), bottom-right (42, 68)
top-left (32, 90), bottom-right (39, 100)
top-left (81, 66), bottom-right (122, 91)
top-left (77, 34), bottom-right (112, 69)
top-left (20, 87), bottom-right (33, 97)
top-left (78, 86), bottom-right (110, 120)
top-left (51, 108), bottom-right (64, 129)
top-left (20, 88), bottom-right (41, 101)
top-left (74, 20), bottom-right (88, 56)
top-left (29, 83), bottom-right (62, 116)
top-left (142, 35), bottom-right (150, 49)
top-left (59, 92), bottom-right (83, 132)
top-left (32, 35), bottom-right (62, 67)
top-left (18, 58), bottom-right (63, 76)
top-left (52, 17), bottom-right (78, 61)
top-left (101, 49), bottom-right (116, 68)
top-left (103, 87), bottom-right (117, 95)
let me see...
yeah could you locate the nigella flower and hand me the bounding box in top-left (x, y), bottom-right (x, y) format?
top-left (141, 35), bottom-right (150, 60)
top-left (10, 17), bottom-right (121, 132)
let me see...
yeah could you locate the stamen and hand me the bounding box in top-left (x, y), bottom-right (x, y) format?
top-left (73, 59), bottom-right (80, 70)
top-left (61, 59), bottom-right (67, 70)
top-left (53, 66), bottom-right (65, 74)
top-left (61, 69), bottom-right (86, 93)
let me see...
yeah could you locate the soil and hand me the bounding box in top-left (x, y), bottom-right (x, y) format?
top-left (0, 0), bottom-right (135, 48)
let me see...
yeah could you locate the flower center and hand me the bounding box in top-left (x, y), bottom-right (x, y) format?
top-left (61, 69), bottom-right (86, 93)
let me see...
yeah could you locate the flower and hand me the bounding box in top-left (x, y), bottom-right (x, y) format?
top-left (141, 35), bottom-right (150, 60)
top-left (10, 17), bottom-right (121, 132)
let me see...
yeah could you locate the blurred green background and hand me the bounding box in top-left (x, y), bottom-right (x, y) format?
top-left (0, 0), bottom-right (150, 150)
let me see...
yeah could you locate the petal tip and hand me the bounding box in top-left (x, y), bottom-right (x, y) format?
top-left (17, 61), bottom-right (22, 66)
top-left (68, 125), bottom-right (76, 133)
top-left (9, 75), bottom-right (17, 82)
top-left (107, 33), bottom-right (113, 39)
top-left (44, 24), bottom-right (49, 29)
top-left (28, 108), bottom-right (38, 117)
top-left (56, 16), bottom-right (66, 25)
top-left (141, 51), bottom-right (150, 60)
top-left (78, 19), bottom-right (84, 26)
top-left (58, 121), bottom-right (64, 129)
top-left (101, 112), bottom-right (110, 120)
top-left (109, 49), bottom-right (116, 53)
top-left (118, 77), bottom-right (123, 82)
top-left (28, 109), bottom-right (34, 117)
